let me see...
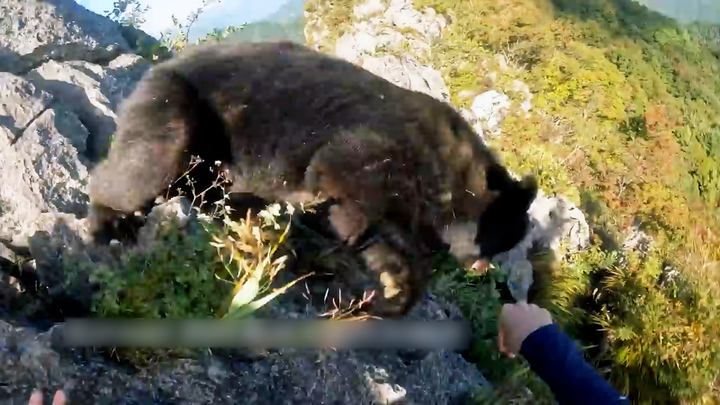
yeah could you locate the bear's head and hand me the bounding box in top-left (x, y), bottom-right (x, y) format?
top-left (441, 164), bottom-right (537, 271)
top-left (476, 165), bottom-right (537, 260)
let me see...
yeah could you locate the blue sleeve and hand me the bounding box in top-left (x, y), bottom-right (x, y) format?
top-left (520, 324), bottom-right (629, 405)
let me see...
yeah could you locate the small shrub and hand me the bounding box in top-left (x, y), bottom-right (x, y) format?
top-left (72, 160), bottom-right (304, 363)
top-left (431, 253), bottom-right (556, 404)
top-left (545, 244), bottom-right (720, 403)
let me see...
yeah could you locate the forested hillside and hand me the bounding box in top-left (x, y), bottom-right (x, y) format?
top-left (379, 0), bottom-right (720, 402)
top-left (112, 0), bottom-right (720, 401)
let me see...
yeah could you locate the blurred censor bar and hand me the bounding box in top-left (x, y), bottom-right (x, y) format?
top-left (62, 319), bottom-right (471, 350)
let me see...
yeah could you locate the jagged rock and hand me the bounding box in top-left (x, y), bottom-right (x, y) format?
top-left (0, 127), bottom-right (45, 244)
top-left (361, 55), bottom-right (450, 101)
top-left (105, 54), bottom-right (152, 105)
top-left (326, 0), bottom-right (451, 102)
top-left (0, 311), bottom-right (483, 404)
top-left (623, 222), bottom-right (653, 254)
top-left (14, 106), bottom-right (90, 216)
top-left (0, 73), bottom-right (54, 140)
top-left (26, 54), bottom-right (150, 159)
top-left (494, 194), bottom-right (590, 268)
top-left (528, 195), bottom-right (590, 254)
top-left (471, 90), bottom-right (511, 135)
top-left (511, 80), bottom-right (533, 113)
top-left (336, 30), bottom-right (381, 62)
top-left (0, 0), bottom-right (130, 74)
top-left (384, 0), bottom-right (447, 41)
top-left (354, 0), bottom-right (386, 18)
top-left (0, 75), bottom-right (90, 245)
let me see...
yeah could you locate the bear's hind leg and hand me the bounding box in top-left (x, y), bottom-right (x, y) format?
top-left (88, 68), bottom-right (218, 244)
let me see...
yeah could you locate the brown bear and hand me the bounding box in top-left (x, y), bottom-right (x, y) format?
top-left (88, 41), bottom-right (537, 317)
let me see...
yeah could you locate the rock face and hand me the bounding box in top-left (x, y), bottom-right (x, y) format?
top-left (26, 55), bottom-right (151, 159)
top-left (311, 0), bottom-right (451, 102)
top-left (0, 306), bottom-right (482, 404)
top-left (471, 90), bottom-right (511, 135)
top-left (0, 0), bottom-right (151, 247)
top-left (494, 193), bottom-right (591, 299)
top-left (0, 0), bottom-right (131, 74)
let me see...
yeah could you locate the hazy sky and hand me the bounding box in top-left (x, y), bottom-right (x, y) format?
top-left (77, 0), bottom-right (286, 38)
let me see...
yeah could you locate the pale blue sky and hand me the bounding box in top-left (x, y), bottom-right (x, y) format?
top-left (77, 0), bottom-right (287, 39)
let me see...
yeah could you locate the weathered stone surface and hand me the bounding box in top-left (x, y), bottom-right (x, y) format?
top-left (26, 54), bottom-right (150, 159)
top-left (326, 0), bottom-right (452, 102)
top-left (0, 73), bottom-right (53, 140)
top-left (0, 0), bottom-right (130, 73)
top-left (0, 126), bottom-right (44, 241)
top-left (15, 106), bottom-right (90, 216)
top-left (361, 55), bottom-right (450, 101)
top-left (494, 194), bottom-right (591, 269)
top-left (384, 0), bottom-right (447, 40)
top-left (471, 90), bottom-right (511, 135)
top-left (0, 294), bottom-right (485, 404)
top-left (0, 77), bottom-right (90, 245)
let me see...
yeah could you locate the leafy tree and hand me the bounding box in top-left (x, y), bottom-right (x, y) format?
top-left (105, 0), bottom-right (149, 28)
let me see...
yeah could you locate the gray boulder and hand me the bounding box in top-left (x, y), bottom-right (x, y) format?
top-left (0, 72), bottom-right (54, 140)
top-left (0, 0), bottom-right (130, 74)
top-left (494, 194), bottom-right (591, 269)
top-left (361, 55), bottom-right (450, 102)
top-left (0, 308), bottom-right (484, 404)
top-left (26, 54), bottom-right (150, 159)
top-left (470, 90), bottom-right (511, 135)
top-left (0, 73), bottom-right (90, 245)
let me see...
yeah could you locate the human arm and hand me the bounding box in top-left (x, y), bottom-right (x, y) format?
top-left (499, 302), bottom-right (628, 405)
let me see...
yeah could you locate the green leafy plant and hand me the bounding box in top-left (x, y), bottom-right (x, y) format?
top-left (105, 0), bottom-right (149, 28)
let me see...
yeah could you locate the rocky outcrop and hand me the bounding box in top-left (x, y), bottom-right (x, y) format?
top-left (0, 0), bottom-right (151, 248)
top-left (0, 302), bottom-right (482, 404)
top-left (309, 0), bottom-right (450, 103)
top-left (0, 74), bottom-right (91, 245)
top-left (26, 54), bottom-right (151, 159)
top-left (0, 53), bottom-right (149, 247)
top-left (0, 0), bottom-right (131, 74)
top-left (495, 192), bottom-right (590, 301)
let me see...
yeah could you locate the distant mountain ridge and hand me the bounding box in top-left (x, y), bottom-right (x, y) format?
top-left (189, 0), bottom-right (306, 44)
top-left (229, 0), bottom-right (305, 43)
top-left (636, 0), bottom-right (720, 23)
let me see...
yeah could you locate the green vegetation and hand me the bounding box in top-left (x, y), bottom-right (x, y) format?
top-left (64, 190), bottom-right (300, 363)
top-left (89, 0), bottom-right (720, 400)
top-left (412, 0), bottom-right (720, 401)
top-left (305, 0), bottom-right (361, 50)
top-left (104, 0), bottom-right (149, 28)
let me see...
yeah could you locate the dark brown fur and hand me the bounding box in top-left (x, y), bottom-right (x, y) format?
top-left (88, 41), bottom-right (537, 317)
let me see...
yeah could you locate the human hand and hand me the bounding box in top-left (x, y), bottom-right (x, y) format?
top-left (28, 389), bottom-right (66, 405)
top-left (498, 301), bottom-right (553, 358)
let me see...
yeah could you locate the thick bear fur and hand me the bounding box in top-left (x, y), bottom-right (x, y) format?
top-left (88, 41), bottom-right (537, 317)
